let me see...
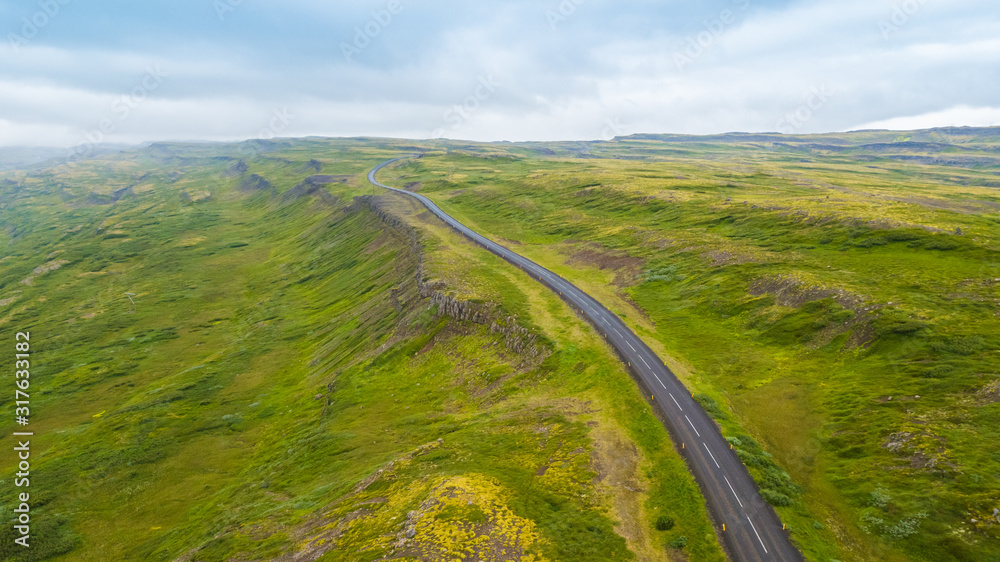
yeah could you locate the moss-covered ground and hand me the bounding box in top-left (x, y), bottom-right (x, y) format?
top-left (374, 129), bottom-right (1000, 561)
top-left (0, 139), bottom-right (723, 561)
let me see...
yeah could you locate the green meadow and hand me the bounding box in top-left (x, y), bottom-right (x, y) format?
top-left (0, 140), bottom-right (723, 561)
top-left (376, 128), bottom-right (1000, 561)
top-left (1, 129), bottom-right (997, 561)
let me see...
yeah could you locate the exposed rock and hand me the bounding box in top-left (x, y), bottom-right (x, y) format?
top-left (237, 173), bottom-right (273, 192)
top-left (280, 177), bottom-right (342, 206)
top-left (110, 185), bottom-right (134, 202)
top-left (354, 195), bottom-right (543, 358)
top-left (21, 259), bottom-right (69, 286)
top-left (84, 192), bottom-right (112, 205)
top-left (223, 159), bottom-right (248, 177)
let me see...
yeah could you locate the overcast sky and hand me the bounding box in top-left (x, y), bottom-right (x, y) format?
top-left (1, 0), bottom-right (998, 147)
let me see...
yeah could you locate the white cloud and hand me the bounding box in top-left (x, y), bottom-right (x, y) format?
top-left (0, 1), bottom-right (997, 145)
top-left (853, 105), bottom-right (1000, 131)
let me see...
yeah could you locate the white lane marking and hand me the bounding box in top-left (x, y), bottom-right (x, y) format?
top-left (747, 516), bottom-right (768, 554)
top-left (684, 415), bottom-right (701, 437)
top-left (627, 341), bottom-right (636, 351)
top-left (613, 328), bottom-right (623, 337)
top-left (669, 393), bottom-right (683, 411)
top-left (640, 357), bottom-right (650, 368)
top-left (703, 442), bottom-right (721, 468)
top-left (724, 476), bottom-right (743, 508)
top-left (653, 374), bottom-right (666, 388)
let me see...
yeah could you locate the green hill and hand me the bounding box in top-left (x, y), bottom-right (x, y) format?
top-left (2, 128), bottom-right (998, 560)
top-left (378, 128), bottom-right (1000, 561)
top-left (0, 141), bottom-right (720, 561)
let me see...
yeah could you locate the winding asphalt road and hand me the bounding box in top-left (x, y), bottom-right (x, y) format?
top-left (369, 156), bottom-right (803, 562)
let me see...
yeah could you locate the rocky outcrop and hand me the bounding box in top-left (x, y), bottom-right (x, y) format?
top-left (237, 173), bottom-right (272, 192)
top-left (353, 195), bottom-right (542, 357)
top-left (223, 159), bottom-right (248, 177)
top-left (427, 292), bottom-right (540, 357)
top-left (280, 176), bottom-right (342, 206)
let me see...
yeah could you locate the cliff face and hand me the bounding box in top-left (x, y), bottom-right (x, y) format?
top-left (354, 195), bottom-right (542, 358)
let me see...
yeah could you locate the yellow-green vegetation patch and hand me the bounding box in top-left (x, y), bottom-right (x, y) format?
top-left (0, 140), bottom-right (723, 561)
top-left (384, 132), bottom-right (1000, 561)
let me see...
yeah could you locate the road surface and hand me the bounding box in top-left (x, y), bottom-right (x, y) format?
top-left (368, 156), bottom-right (803, 562)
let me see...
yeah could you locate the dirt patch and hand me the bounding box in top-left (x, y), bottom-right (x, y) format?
top-left (566, 243), bottom-right (644, 288)
top-left (589, 421), bottom-right (667, 561)
top-left (705, 249), bottom-right (765, 266)
top-left (496, 236), bottom-right (523, 247)
top-left (750, 275), bottom-right (866, 311)
top-left (881, 429), bottom-right (952, 473)
top-left (20, 259), bottom-right (69, 286)
top-left (749, 275), bottom-right (881, 348)
top-left (843, 322), bottom-right (878, 349)
top-left (977, 380), bottom-right (1000, 405)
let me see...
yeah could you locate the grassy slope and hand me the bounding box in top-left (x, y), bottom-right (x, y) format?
top-left (382, 131), bottom-right (1000, 561)
top-left (0, 141), bottom-right (722, 561)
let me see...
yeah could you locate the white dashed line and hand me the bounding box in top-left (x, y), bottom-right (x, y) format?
top-left (724, 476), bottom-right (743, 508)
top-left (669, 393), bottom-right (683, 410)
top-left (380, 165), bottom-right (786, 557)
top-left (747, 516), bottom-right (768, 554)
top-left (684, 415), bottom-right (701, 437)
top-left (703, 442), bottom-right (720, 468)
